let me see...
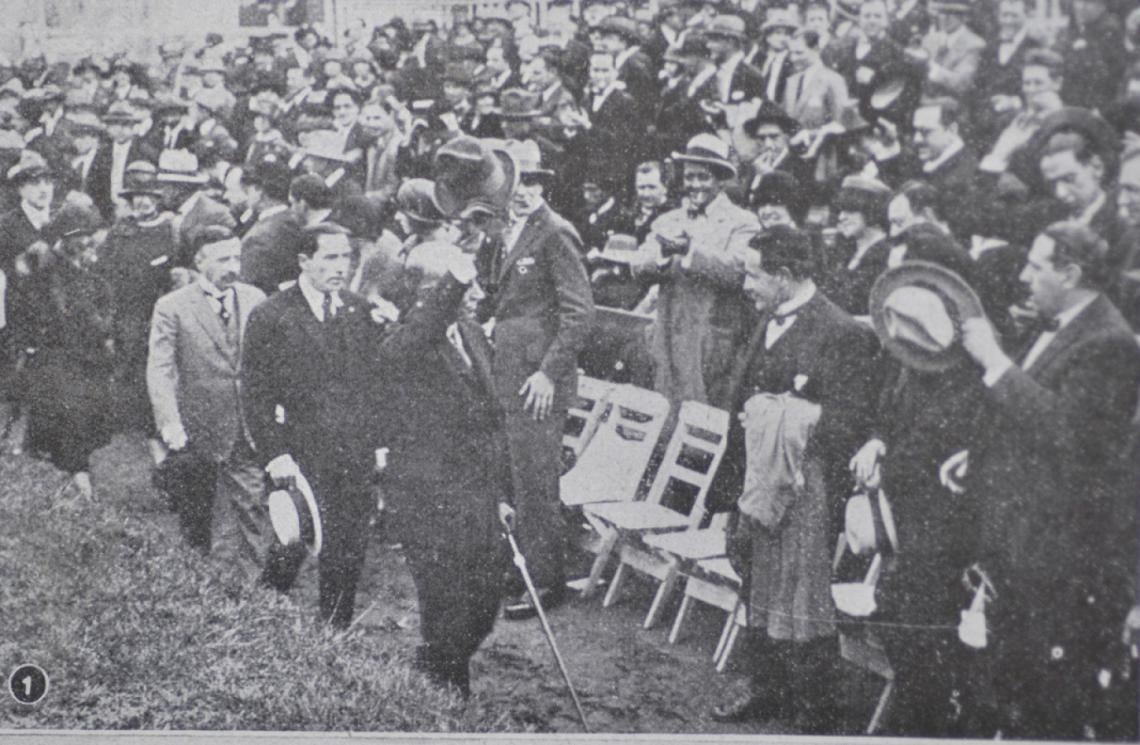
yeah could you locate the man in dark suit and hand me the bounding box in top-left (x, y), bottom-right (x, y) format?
top-left (953, 222), bottom-right (1140, 739)
top-left (147, 226), bottom-right (267, 564)
top-left (92, 102), bottom-right (159, 221)
top-left (376, 239), bottom-right (508, 699)
top-left (1058, 0), bottom-right (1125, 113)
top-left (696, 13), bottom-right (767, 109)
top-left (710, 225), bottom-right (878, 732)
top-left (476, 140), bottom-right (595, 620)
top-left (240, 223), bottom-right (390, 628)
top-left (239, 155), bottom-right (301, 295)
top-left (591, 15), bottom-right (657, 120)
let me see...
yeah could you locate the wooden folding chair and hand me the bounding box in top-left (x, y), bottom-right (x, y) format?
top-left (668, 555), bottom-right (747, 672)
top-left (561, 375), bottom-right (614, 464)
top-left (580, 401), bottom-right (730, 613)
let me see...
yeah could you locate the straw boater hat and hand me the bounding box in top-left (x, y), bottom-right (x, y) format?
top-left (119, 161), bottom-right (164, 198)
top-left (64, 109), bottom-right (106, 137)
top-left (156, 149), bottom-right (209, 185)
top-left (432, 135), bottom-right (518, 217)
top-left (869, 260), bottom-right (985, 372)
top-left (671, 132), bottom-right (737, 179)
top-left (7, 150), bottom-right (51, 184)
top-left (267, 469), bottom-right (323, 557)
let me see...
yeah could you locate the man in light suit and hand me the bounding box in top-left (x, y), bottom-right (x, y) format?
top-left (147, 225), bottom-right (267, 566)
top-left (475, 139), bottom-right (595, 620)
top-left (920, 0), bottom-right (986, 99)
top-left (784, 30), bottom-right (850, 131)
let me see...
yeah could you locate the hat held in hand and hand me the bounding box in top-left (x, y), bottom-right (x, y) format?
top-left (267, 469), bottom-right (323, 557)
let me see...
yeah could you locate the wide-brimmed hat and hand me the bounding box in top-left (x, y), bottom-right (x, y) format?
top-left (6, 150), bottom-right (51, 184)
top-left (762, 8), bottom-right (801, 32)
top-left (869, 260), bottom-right (985, 372)
top-left (702, 14), bottom-right (749, 41)
top-left (64, 109), bottom-right (106, 136)
top-left (302, 129), bottom-right (354, 163)
top-left (120, 161), bottom-right (164, 197)
top-left (432, 135), bottom-right (518, 216)
top-left (593, 15), bottom-right (644, 44)
top-left (672, 132), bottom-right (737, 179)
top-left (502, 138), bottom-right (553, 177)
top-left (497, 87), bottom-right (542, 119)
top-left (397, 178), bottom-right (448, 224)
top-left (834, 175), bottom-right (892, 215)
top-left (267, 470), bottom-right (323, 557)
top-left (156, 149), bottom-right (208, 185)
top-left (45, 201), bottom-right (103, 243)
top-left (743, 98), bottom-right (800, 137)
top-left (870, 76), bottom-right (908, 111)
top-left (102, 101), bottom-right (140, 125)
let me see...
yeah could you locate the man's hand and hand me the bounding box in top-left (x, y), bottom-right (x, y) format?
top-left (266, 453), bottom-right (300, 489)
top-left (375, 447), bottom-right (389, 473)
top-left (940, 449), bottom-right (969, 494)
top-left (961, 317), bottom-right (1010, 374)
top-left (850, 439), bottom-right (886, 491)
top-left (519, 370), bottom-right (555, 421)
top-left (160, 422), bottom-right (188, 451)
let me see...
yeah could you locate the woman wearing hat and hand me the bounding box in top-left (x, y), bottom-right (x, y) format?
top-left (820, 175), bottom-right (893, 315)
top-left (22, 203), bottom-right (114, 501)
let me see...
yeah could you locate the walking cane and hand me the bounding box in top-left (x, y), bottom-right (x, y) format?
top-left (498, 503), bottom-right (590, 732)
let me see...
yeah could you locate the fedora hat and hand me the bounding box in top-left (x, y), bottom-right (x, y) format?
top-left (267, 470), bottom-right (323, 557)
top-left (502, 138), bottom-right (553, 176)
top-left (594, 15), bottom-right (644, 44)
top-left (6, 150), bottom-right (51, 184)
top-left (64, 109), bottom-right (105, 136)
top-left (497, 87), bottom-right (542, 119)
top-left (869, 260), bottom-right (985, 372)
top-left (762, 8), bottom-right (801, 32)
top-left (432, 135), bottom-right (518, 216)
top-left (397, 178), bottom-right (448, 224)
top-left (702, 14), bottom-right (749, 41)
top-left (672, 132), bottom-right (737, 179)
top-left (870, 76), bottom-right (907, 111)
top-left (120, 161), bottom-right (164, 198)
top-left (156, 149), bottom-right (208, 185)
top-left (102, 101), bottom-right (140, 125)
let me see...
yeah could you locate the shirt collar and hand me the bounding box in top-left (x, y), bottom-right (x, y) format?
top-left (719, 51), bottom-right (745, 76)
top-left (542, 81), bottom-right (562, 102)
top-left (774, 281), bottom-right (817, 317)
top-left (198, 276), bottom-right (227, 298)
top-left (615, 45), bottom-right (640, 70)
top-left (178, 190), bottom-right (203, 216)
top-left (1053, 293), bottom-right (1097, 329)
top-left (922, 136), bottom-right (964, 174)
top-left (297, 273), bottom-right (342, 321)
top-left (21, 201), bottom-right (50, 231)
top-left (258, 203), bottom-right (287, 221)
top-left (1076, 190), bottom-right (1106, 225)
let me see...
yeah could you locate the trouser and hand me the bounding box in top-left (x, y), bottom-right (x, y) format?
top-left (261, 468), bottom-right (374, 629)
top-left (502, 409), bottom-right (566, 591)
top-left (744, 630), bottom-right (842, 733)
top-left (878, 626), bottom-right (961, 737)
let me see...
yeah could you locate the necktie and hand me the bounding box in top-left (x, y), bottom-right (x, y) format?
top-left (686, 202), bottom-right (707, 220)
top-left (794, 73), bottom-right (806, 107)
top-left (321, 291), bottom-right (335, 322)
top-left (215, 293), bottom-right (231, 325)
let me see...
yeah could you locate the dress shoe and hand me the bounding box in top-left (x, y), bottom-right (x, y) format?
top-left (503, 585), bottom-right (567, 621)
top-left (711, 691), bottom-right (783, 723)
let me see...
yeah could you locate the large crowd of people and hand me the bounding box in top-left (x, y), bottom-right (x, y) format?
top-left (1, 0), bottom-right (1139, 738)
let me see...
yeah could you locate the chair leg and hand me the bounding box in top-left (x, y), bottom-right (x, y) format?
top-left (716, 621), bottom-right (742, 673)
top-left (713, 610), bottom-right (735, 665)
top-left (602, 560), bottom-right (629, 607)
top-left (580, 528), bottom-right (618, 599)
top-left (668, 588), bottom-right (693, 644)
top-left (643, 563), bottom-right (680, 629)
top-left (868, 679), bottom-right (893, 734)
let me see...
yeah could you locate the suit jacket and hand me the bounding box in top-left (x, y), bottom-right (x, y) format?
top-left (922, 25), bottom-right (986, 98)
top-left (616, 48), bottom-right (659, 118)
top-left (147, 281), bottom-right (266, 460)
top-left (759, 50), bottom-right (795, 106)
top-left (967, 295), bottom-right (1140, 664)
top-left (784, 63), bottom-right (850, 131)
top-left (83, 139), bottom-right (159, 220)
top-left (1059, 13), bottom-right (1126, 113)
top-left (709, 291), bottom-right (879, 517)
top-left (239, 207), bottom-right (303, 295)
top-left (834, 36), bottom-right (914, 125)
top-left (879, 144), bottom-right (981, 242)
top-left (651, 76), bottom-right (716, 159)
top-left (480, 202), bottom-right (595, 413)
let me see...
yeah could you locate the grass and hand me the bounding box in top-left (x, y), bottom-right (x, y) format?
top-left (0, 439), bottom-right (531, 732)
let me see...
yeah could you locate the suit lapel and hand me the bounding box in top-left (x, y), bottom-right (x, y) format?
top-left (283, 286), bottom-right (330, 356)
top-left (187, 287), bottom-right (238, 367)
top-left (1023, 296), bottom-right (1110, 376)
top-left (498, 206), bottom-right (545, 282)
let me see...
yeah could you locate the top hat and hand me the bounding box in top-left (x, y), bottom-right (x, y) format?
top-left (6, 150), bottom-right (51, 184)
top-left (432, 135), bottom-right (518, 217)
top-left (702, 14), bottom-right (749, 41)
top-left (502, 138), bottom-right (553, 176)
top-left (102, 101), bottom-right (141, 125)
top-left (497, 88), bottom-right (542, 119)
top-left (267, 470), bottom-right (323, 557)
top-left (743, 98), bottom-right (801, 136)
top-left (762, 8), bottom-right (802, 32)
top-left (397, 178), bottom-right (448, 224)
top-left (672, 132), bottom-right (737, 179)
top-left (869, 260), bottom-right (985, 372)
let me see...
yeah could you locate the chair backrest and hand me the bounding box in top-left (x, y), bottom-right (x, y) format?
top-left (562, 375), bottom-right (614, 458)
top-left (561, 384), bottom-right (670, 504)
top-left (643, 400), bottom-right (731, 528)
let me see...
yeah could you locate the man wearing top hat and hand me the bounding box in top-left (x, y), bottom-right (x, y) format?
top-left (475, 139), bottom-right (594, 620)
top-left (950, 222), bottom-right (1140, 739)
top-left (240, 154), bottom-right (302, 296)
top-left (147, 225), bottom-right (267, 564)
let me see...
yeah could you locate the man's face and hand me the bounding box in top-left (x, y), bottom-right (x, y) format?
top-left (755, 203), bottom-right (794, 229)
top-left (131, 193), bottom-right (159, 219)
top-left (888, 194), bottom-right (918, 236)
top-left (358, 104), bottom-right (391, 141)
top-left (529, 58), bottom-right (555, 89)
top-left (443, 81), bottom-right (470, 106)
top-left (582, 182), bottom-right (606, 210)
top-left (636, 170), bottom-right (667, 208)
top-left (998, 0), bottom-right (1027, 41)
top-left (352, 63), bottom-right (377, 91)
top-left (912, 106), bottom-right (953, 163)
top-left (196, 238), bottom-right (242, 289)
top-left (753, 123), bottom-right (788, 157)
top-left (486, 46), bottom-right (508, 73)
top-left (859, 1), bottom-right (888, 38)
top-left (589, 54), bottom-right (616, 92)
top-left (286, 67), bottom-right (307, 93)
top-left (836, 208), bottom-right (868, 239)
top-left (74, 132), bottom-right (99, 155)
top-left (332, 94), bottom-right (359, 128)
top-left (1019, 233), bottom-right (1074, 318)
top-left (595, 31), bottom-right (624, 55)
top-left (300, 233), bottom-right (353, 292)
top-left (1116, 157), bottom-right (1140, 227)
top-left (766, 29), bottom-right (791, 52)
top-left (512, 175), bottom-right (545, 213)
top-left (108, 121), bottom-right (135, 144)
top-left (1040, 149), bottom-right (1103, 214)
top-left (788, 37), bottom-right (814, 71)
top-left (19, 177), bottom-right (53, 211)
top-left (1021, 65), bottom-right (1059, 107)
top-left (705, 35), bottom-right (735, 64)
top-left (683, 163), bottom-right (719, 209)
top-left (805, 7), bottom-right (830, 33)
top-left (742, 249), bottom-right (784, 310)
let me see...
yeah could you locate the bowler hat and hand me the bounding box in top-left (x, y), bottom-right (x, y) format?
top-left (672, 132), bottom-right (737, 179)
top-left (267, 470), bottom-right (323, 557)
top-left (432, 135), bottom-right (518, 217)
top-left (869, 260), bottom-right (985, 372)
top-left (64, 109), bottom-right (106, 136)
top-left (6, 150), bottom-right (51, 184)
top-left (749, 170), bottom-right (808, 221)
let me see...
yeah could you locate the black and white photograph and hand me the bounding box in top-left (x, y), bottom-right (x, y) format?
top-left (1, 0), bottom-right (1139, 742)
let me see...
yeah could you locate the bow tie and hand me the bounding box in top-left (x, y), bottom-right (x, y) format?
top-left (686, 204), bottom-right (707, 220)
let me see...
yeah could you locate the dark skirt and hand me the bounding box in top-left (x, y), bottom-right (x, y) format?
top-left (24, 349), bottom-right (114, 473)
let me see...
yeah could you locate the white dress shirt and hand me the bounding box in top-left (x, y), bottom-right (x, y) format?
top-left (198, 276), bottom-right (233, 323)
top-left (110, 140), bottom-right (133, 202)
top-left (297, 273), bottom-right (344, 322)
